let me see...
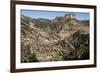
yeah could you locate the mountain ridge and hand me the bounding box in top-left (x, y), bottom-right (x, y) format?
top-left (21, 14), bottom-right (90, 62)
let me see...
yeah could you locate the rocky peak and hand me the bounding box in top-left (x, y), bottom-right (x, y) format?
top-left (65, 14), bottom-right (76, 21)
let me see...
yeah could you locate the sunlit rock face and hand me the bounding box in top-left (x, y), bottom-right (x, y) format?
top-left (65, 14), bottom-right (76, 20)
top-left (21, 14), bottom-right (89, 63)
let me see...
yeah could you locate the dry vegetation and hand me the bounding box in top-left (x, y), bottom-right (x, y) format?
top-left (21, 14), bottom-right (89, 63)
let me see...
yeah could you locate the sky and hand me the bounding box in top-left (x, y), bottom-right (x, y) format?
top-left (21, 10), bottom-right (90, 20)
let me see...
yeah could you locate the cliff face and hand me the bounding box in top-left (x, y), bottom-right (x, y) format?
top-left (21, 14), bottom-right (89, 62)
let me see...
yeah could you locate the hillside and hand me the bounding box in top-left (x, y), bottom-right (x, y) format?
top-left (21, 14), bottom-right (89, 62)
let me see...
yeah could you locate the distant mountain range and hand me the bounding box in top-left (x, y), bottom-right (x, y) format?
top-left (21, 14), bottom-right (89, 62)
top-left (21, 14), bottom-right (89, 32)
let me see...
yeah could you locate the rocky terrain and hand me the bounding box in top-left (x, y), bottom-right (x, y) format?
top-left (21, 14), bottom-right (89, 63)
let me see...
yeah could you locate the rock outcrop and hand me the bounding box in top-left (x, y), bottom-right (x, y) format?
top-left (21, 14), bottom-right (89, 63)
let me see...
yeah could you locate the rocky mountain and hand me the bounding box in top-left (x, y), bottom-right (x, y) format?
top-left (21, 14), bottom-right (89, 62)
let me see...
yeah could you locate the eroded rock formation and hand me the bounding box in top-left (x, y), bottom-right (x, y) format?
top-left (21, 14), bottom-right (89, 62)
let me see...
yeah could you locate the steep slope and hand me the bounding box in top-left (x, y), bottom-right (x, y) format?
top-left (21, 14), bottom-right (89, 62)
